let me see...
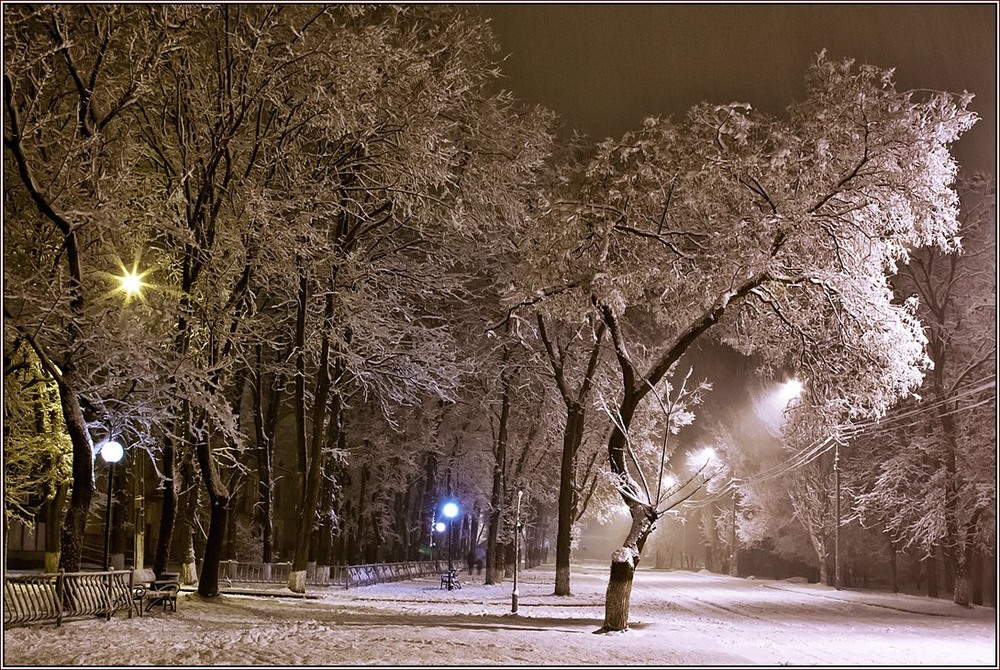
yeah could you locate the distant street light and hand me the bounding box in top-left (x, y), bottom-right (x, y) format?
top-left (442, 501), bottom-right (459, 590)
top-left (99, 440), bottom-right (125, 571)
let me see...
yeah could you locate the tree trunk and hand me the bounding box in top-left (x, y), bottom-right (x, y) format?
top-left (180, 457), bottom-right (201, 585)
top-left (153, 426), bottom-right (179, 578)
top-left (252, 345), bottom-right (282, 565)
top-left (889, 539), bottom-right (899, 593)
top-left (810, 534), bottom-right (829, 586)
top-left (555, 407), bottom-right (584, 595)
top-left (925, 552), bottom-right (939, 598)
top-left (195, 429), bottom-right (230, 598)
top-left (44, 485), bottom-right (68, 572)
top-left (599, 503), bottom-right (656, 633)
top-left (57, 384), bottom-right (94, 573)
top-left (485, 367), bottom-right (511, 586)
top-left (288, 380), bottom-right (338, 592)
top-left (971, 551), bottom-right (984, 606)
top-left (538, 315), bottom-right (605, 597)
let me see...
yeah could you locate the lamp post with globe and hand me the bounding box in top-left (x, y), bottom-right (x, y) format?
top-left (442, 501), bottom-right (459, 590)
top-left (99, 440), bottom-right (125, 571)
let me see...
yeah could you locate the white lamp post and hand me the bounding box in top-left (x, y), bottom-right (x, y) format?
top-left (442, 501), bottom-right (459, 590)
top-left (99, 440), bottom-right (125, 571)
top-left (511, 490), bottom-right (523, 614)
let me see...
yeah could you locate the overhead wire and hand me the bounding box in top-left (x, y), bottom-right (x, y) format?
top-left (673, 373), bottom-right (996, 511)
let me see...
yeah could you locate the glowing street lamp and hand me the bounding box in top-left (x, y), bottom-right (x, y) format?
top-left (113, 260), bottom-right (151, 305)
top-left (99, 440), bottom-right (125, 571)
top-left (442, 501), bottom-right (459, 590)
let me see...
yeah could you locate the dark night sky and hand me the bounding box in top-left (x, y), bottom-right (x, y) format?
top-left (473, 3), bottom-right (997, 177)
top-left (469, 3), bottom-right (997, 456)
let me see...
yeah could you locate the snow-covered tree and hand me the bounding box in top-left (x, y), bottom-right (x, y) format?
top-left (4, 5), bottom-right (197, 571)
top-left (853, 174), bottom-right (996, 605)
top-left (511, 53), bottom-right (977, 630)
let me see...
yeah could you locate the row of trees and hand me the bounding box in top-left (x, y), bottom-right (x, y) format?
top-left (4, 5), bottom-right (991, 630)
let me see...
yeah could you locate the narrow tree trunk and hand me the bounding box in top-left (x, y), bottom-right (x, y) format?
top-left (485, 367), bottom-right (511, 586)
top-left (889, 538), bottom-right (899, 594)
top-left (288, 380), bottom-right (338, 592)
top-left (252, 345), bottom-right (282, 565)
top-left (171, 447), bottom-right (201, 584)
top-left (538, 315), bottom-right (605, 597)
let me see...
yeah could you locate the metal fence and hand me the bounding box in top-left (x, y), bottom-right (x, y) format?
top-left (216, 559), bottom-right (446, 589)
top-left (3, 570), bottom-right (134, 628)
top-left (345, 560), bottom-right (446, 588)
top-left (4, 560), bottom-right (450, 627)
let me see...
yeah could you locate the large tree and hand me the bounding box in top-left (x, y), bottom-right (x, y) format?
top-left (513, 53), bottom-right (977, 631)
top-left (4, 5), bottom-right (191, 571)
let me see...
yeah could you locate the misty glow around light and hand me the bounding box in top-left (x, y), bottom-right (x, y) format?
top-left (434, 521), bottom-right (446, 533)
top-left (99, 440), bottom-right (124, 464)
top-left (776, 378), bottom-right (803, 407)
top-left (689, 446), bottom-right (717, 469)
top-left (442, 501), bottom-right (459, 518)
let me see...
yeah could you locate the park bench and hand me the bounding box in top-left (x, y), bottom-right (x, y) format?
top-left (440, 567), bottom-right (461, 590)
top-left (131, 568), bottom-right (180, 615)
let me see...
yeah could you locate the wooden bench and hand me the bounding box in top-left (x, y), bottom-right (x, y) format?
top-left (132, 569), bottom-right (180, 615)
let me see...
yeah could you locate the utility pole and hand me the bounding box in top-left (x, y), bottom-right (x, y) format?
top-left (729, 490), bottom-right (738, 577)
top-left (511, 490), bottom-right (523, 614)
top-left (834, 439), bottom-right (841, 590)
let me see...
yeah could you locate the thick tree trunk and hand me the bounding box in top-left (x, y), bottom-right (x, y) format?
top-left (44, 485), bottom-right (68, 572)
top-left (152, 438), bottom-right (176, 577)
top-left (57, 384), bottom-right (94, 573)
top-left (555, 407), bottom-right (584, 595)
top-left (809, 534), bottom-right (829, 586)
top-left (195, 429), bottom-right (230, 598)
top-left (598, 503), bottom-right (656, 633)
top-left (971, 551), bottom-right (984, 606)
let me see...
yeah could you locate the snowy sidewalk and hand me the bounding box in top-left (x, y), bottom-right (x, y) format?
top-left (4, 564), bottom-right (995, 667)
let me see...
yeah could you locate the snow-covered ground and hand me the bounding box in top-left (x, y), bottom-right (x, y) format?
top-left (3, 560), bottom-right (996, 668)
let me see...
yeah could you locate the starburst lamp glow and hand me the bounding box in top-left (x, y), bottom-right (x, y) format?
top-left (119, 270), bottom-right (144, 297)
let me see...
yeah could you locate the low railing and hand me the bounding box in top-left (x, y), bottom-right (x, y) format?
top-left (345, 560), bottom-right (445, 588)
top-left (217, 561), bottom-right (347, 586)
top-left (3, 570), bottom-right (134, 628)
top-left (214, 559), bottom-right (445, 589)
